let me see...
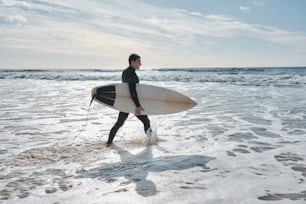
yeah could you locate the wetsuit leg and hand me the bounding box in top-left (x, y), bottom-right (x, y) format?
top-left (107, 112), bottom-right (129, 144)
top-left (136, 115), bottom-right (151, 132)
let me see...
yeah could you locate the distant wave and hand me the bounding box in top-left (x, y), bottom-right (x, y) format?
top-left (0, 67), bottom-right (306, 87)
top-left (0, 69), bottom-right (123, 73)
top-left (154, 67), bottom-right (306, 74)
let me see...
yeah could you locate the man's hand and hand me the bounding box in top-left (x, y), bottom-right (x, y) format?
top-left (135, 106), bottom-right (144, 116)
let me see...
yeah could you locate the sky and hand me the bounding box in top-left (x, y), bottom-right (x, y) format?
top-left (1, 0), bottom-right (306, 69)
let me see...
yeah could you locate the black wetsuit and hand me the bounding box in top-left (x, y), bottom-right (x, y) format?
top-left (107, 67), bottom-right (150, 144)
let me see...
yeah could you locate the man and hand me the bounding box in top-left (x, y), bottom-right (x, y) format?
top-left (106, 54), bottom-right (152, 146)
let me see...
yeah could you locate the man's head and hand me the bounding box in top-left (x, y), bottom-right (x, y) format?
top-left (129, 53), bottom-right (141, 69)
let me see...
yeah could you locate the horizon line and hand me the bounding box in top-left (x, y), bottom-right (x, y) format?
top-left (1, 66), bottom-right (306, 71)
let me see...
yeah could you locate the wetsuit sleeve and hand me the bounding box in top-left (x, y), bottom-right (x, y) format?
top-left (128, 82), bottom-right (141, 107)
top-left (122, 69), bottom-right (141, 107)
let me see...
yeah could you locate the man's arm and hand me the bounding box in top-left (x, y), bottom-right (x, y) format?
top-left (128, 82), bottom-right (141, 107)
top-left (128, 82), bottom-right (144, 115)
top-left (123, 68), bottom-right (143, 115)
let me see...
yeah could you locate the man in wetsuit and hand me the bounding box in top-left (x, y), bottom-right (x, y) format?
top-left (106, 54), bottom-right (152, 146)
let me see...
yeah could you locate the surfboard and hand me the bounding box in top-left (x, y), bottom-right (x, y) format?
top-left (91, 83), bottom-right (197, 115)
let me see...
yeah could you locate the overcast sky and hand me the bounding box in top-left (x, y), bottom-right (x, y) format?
top-left (1, 0), bottom-right (306, 69)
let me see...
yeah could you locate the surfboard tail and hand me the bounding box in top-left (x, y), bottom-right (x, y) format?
top-left (92, 85), bottom-right (116, 107)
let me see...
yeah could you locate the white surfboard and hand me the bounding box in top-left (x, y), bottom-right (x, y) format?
top-left (91, 83), bottom-right (197, 115)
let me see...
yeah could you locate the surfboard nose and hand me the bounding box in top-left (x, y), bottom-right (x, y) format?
top-left (187, 98), bottom-right (197, 109)
top-left (191, 99), bottom-right (197, 107)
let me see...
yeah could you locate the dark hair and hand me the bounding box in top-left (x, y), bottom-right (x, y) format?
top-left (128, 53), bottom-right (140, 65)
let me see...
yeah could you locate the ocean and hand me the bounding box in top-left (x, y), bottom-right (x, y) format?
top-left (0, 67), bottom-right (306, 203)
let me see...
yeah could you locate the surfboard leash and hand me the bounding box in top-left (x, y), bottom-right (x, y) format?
top-left (72, 94), bottom-right (96, 145)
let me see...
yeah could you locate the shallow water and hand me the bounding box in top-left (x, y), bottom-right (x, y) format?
top-left (0, 68), bottom-right (306, 203)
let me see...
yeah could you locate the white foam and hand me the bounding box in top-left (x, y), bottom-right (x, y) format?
top-left (0, 75), bottom-right (306, 203)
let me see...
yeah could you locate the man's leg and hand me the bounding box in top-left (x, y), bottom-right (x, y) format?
top-left (107, 112), bottom-right (129, 145)
top-left (137, 115), bottom-right (152, 145)
top-left (136, 115), bottom-right (151, 133)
